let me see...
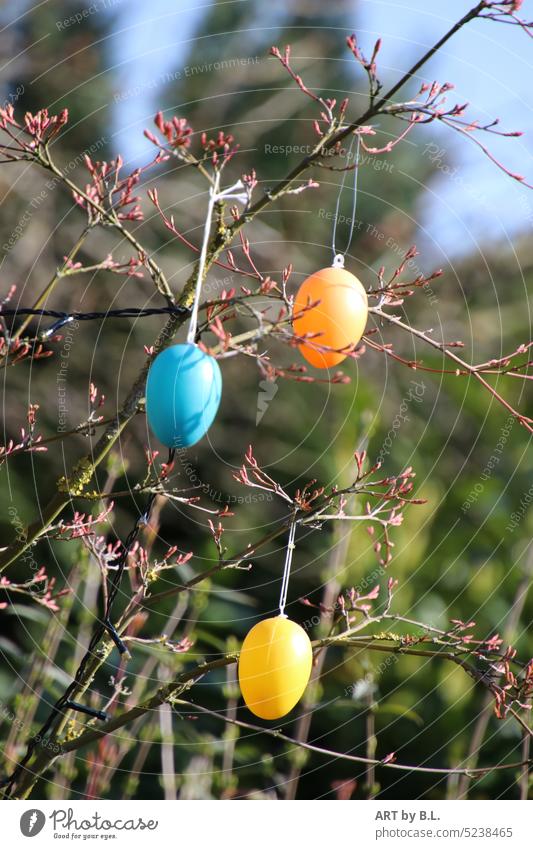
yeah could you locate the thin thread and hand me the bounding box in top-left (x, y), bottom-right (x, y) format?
top-left (186, 172), bottom-right (221, 344)
top-left (278, 520), bottom-right (297, 617)
top-left (331, 132), bottom-right (361, 264)
top-left (0, 182), bottom-right (247, 343)
top-left (186, 174), bottom-right (249, 345)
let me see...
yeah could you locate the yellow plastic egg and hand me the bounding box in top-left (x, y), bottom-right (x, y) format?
top-left (238, 616), bottom-right (313, 720)
top-left (293, 265), bottom-right (368, 368)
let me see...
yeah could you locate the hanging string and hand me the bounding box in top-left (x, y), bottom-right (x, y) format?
top-left (331, 132), bottom-right (361, 269)
top-left (278, 520), bottom-right (297, 617)
top-left (186, 174), bottom-right (249, 345)
top-left (0, 180), bottom-right (248, 343)
top-left (186, 172), bottom-right (221, 344)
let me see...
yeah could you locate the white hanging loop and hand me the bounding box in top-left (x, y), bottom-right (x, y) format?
top-left (278, 520), bottom-right (297, 617)
top-left (186, 175), bottom-right (248, 345)
top-left (331, 132), bottom-right (361, 267)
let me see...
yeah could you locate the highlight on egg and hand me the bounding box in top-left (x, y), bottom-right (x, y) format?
top-left (292, 265), bottom-right (368, 368)
top-left (145, 342), bottom-right (222, 448)
top-left (238, 616), bottom-right (313, 720)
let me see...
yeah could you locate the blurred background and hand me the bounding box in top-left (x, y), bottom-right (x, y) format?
top-left (0, 0), bottom-right (531, 800)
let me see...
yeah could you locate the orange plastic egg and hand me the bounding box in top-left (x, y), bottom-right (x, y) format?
top-left (238, 616), bottom-right (313, 720)
top-left (293, 266), bottom-right (368, 368)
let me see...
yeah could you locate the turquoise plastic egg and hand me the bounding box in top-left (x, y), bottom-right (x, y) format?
top-left (145, 343), bottom-right (222, 448)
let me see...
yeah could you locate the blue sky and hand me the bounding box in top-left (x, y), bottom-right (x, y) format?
top-left (106, 0), bottom-right (533, 260)
top-left (359, 0), bottom-right (533, 260)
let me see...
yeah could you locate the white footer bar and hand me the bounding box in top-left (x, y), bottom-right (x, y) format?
top-left (2, 799), bottom-right (531, 848)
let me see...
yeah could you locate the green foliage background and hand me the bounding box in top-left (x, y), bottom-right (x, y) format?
top-left (0, 0), bottom-right (531, 800)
